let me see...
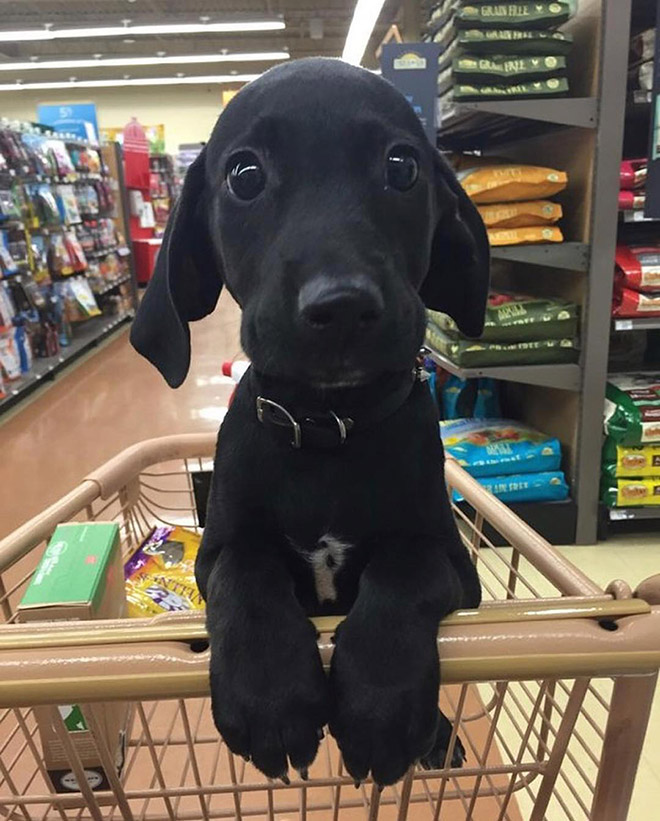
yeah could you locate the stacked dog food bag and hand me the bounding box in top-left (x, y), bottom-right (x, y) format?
top-left (426, 290), bottom-right (579, 367)
top-left (456, 159), bottom-right (567, 246)
top-left (612, 245), bottom-right (660, 318)
top-left (440, 418), bottom-right (569, 503)
top-left (628, 25), bottom-right (654, 102)
top-left (618, 158), bottom-right (648, 213)
top-left (426, 1), bottom-right (574, 101)
top-left (602, 375), bottom-right (660, 509)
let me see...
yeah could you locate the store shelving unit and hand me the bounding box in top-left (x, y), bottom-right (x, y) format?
top-left (0, 135), bottom-right (136, 413)
top-left (431, 0), bottom-right (633, 543)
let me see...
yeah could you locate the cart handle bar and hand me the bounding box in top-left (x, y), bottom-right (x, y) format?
top-left (0, 598), bottom-right (650, 653)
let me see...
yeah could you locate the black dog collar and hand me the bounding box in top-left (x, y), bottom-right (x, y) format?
top-left (256, 369), bottom-right (424, 449)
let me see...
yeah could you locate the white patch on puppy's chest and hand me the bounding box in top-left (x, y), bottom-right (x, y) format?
top-left (308, 534), bottom-right (352, 603)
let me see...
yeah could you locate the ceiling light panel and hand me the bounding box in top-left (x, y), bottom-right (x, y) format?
top-left (0, 74), bottom-right (261, 91)
top-left (0, 21), bottom-right (285, 44)
top-left (342, 0), bottom-right (387, 66)
top-left (0, 53), bottom-right (290, 72)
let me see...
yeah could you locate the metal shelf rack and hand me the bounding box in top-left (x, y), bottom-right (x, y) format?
top-left (426, 350), bottom-right (581, 392)
top-left (613, 317), bottom-right (660, 331)
top-left (433, 0), bottom-right (633, 543)
top-left (491, 242), bottom-right (590, 272)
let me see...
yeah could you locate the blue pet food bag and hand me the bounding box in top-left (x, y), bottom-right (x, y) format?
top-left (440, 418), bottom-right (562, 477)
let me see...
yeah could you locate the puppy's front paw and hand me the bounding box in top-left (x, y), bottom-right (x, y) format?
top-left (329, 619), bottom-right (440, 786)
top-left (420, 709), bottom-right (466, 770)
top-left (209, 617), bottom-right (328, 780)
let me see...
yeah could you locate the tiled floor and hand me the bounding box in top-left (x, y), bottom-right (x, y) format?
top-left (0, 291), bottom-right (658, 818)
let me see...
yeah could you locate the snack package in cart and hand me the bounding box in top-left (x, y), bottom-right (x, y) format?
top-left (124, 525), bottom-right (205, 617)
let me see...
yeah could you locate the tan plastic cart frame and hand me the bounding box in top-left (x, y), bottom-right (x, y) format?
top-left (0, 433), bottom-right (658, 821)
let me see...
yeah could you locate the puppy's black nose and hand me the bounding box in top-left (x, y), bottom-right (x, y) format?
top-left (298, 279), bottom-right (384, 335)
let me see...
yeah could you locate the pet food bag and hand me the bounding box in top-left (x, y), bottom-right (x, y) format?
top-left (612, 286), bottom-right (660, 318)
top-left (456, 28), bottom-right (574, 55)
top-left (451, 77), bottom-right (569, 101)
top-left (457, 164), bottom-right (568, 204)
top-left (453, 54), bottom-right (567, 84)
top-left (426, 324), bottom-right (578, 367)
top-left (615, 246), bottom-right (660, 292)
top-left (604, 375), bottom-right (660, 445)
top-left (441, 375), bottom-right (501, 420)
top-left (619, 159), bottom-right (648, 190)
top-left (601, 476), bottom-right (660, 508)
top-left (440, 418), bottom-right (562, 477)
top-left (602, 439), bottom-right (660, 478)
top-left (472, 471), bottom-right (569, 503)
top-left (487, 225), bottom-right (564, 246)
top-left (454, 3), bottom-right (572, 29)
top-left (428, 292), bottom-right (579, 344)
top-left (477, 200), bottom-right (563, 229)
top-left (124, 525), bottom-right (205, 617)
top-left (618, 190), bottom-right (645, 211)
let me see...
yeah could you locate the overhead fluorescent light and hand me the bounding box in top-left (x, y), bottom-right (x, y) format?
top-left (0, 52), bottom-right (289, 72)
top-left (0, 20), bottom-right (285, 44)
top-left (0, 74), bottom-right (261, 91)
top-left (342, 0), bottom-right (387, 66)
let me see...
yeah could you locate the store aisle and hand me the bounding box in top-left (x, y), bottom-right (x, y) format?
top-left (0, 291), bottom-right (242, 538)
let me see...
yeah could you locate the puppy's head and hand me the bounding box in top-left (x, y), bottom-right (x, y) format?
top-left (131, 58), bottom-right (489, 389)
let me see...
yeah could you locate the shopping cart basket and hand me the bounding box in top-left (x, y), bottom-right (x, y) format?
top-left (0, 433), bottom-right (658, 821)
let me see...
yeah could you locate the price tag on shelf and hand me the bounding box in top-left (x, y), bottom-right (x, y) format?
top-left (615, 319), bottom-right (634, 331)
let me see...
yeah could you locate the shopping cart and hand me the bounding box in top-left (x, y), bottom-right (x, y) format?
top-left (0, 433), bottom-right (658, 821)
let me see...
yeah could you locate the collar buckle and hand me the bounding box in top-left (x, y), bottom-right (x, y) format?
top-left (256, 397), bottom-right (302, 448)
top-left (256, 397), bottom-right (352, 449)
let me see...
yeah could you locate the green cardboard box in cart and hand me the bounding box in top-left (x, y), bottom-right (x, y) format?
top-left (17, 522), bottom-right (129, 796)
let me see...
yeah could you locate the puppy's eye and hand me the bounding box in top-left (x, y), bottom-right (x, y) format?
top-left (226, 152), bottom-right (265, 200)
top-left (386, 146), bottom-right (419, 192)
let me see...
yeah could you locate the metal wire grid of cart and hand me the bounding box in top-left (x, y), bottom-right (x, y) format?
top-left (0, 433), bottom-right (658, 820)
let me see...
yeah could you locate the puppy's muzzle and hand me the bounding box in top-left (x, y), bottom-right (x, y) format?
top-left (297, 277), bottom-right (385, 339)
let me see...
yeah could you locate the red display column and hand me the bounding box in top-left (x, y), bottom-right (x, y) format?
top-left (122, 117), bottom-right (161, 284)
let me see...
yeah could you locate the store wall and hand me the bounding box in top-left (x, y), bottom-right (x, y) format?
top-left (0, 84), bottom-right (223, 153)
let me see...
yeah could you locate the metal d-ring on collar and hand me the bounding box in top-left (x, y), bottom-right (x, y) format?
top-left (256, 397), bottom-right (349, 449)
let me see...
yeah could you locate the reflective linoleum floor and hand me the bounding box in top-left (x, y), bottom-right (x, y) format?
top-left (0, 290), bottom-right (658, 818)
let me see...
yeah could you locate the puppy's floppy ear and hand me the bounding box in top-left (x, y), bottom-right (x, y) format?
top-left (130, 148), bottom-right (223, 387)
top-left (419, 152), bottom-right (490, 337)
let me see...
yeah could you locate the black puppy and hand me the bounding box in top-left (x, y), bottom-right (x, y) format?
top-left (131, 57), bottom-right (489, 787)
